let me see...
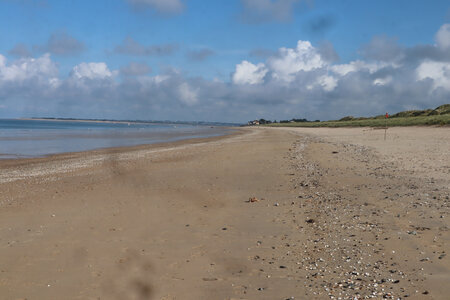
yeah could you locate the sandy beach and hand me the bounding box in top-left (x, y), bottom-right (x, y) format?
top-left (0, 126), bottom-right (449, 299)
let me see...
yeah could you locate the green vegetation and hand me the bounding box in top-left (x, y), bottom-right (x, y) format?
top-left (264, 104), bottom-right (450, 127)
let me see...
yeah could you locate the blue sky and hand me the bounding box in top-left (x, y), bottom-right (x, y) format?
top-left (0, 0), bottom-right (449, 122)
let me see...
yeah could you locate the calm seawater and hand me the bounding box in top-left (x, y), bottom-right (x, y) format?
top-left (0, 119), bottom-right (233, 159)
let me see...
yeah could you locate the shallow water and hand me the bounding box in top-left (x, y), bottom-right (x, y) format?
top-left (0, 119), bottom-right (233, 158)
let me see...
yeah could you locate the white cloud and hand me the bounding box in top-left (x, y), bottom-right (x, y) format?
top-left (71, 62), bottom-right (116, 80)
top-left (268, 40), bottom-right (325, 82)
top-left (435, 23), bottom-right (450, 50)
top-left (0, 53), bottom-right (58, 82)
top-left (373, 76), bottom-right (393, 86)
top-left (2, 23), bottom-right (450, 122)
top-left (49, 77), bottom-right (61, 88)
top-left (232, 60), bottom-right (268, 85)
top-left (331, 60), bottom-right (384, 76)
top-left (152, 75), bottom-right (170, 84)
top-left (330, 63), bottom-right (357, 76)
top-left (178, 82), bottom-right (199, 105)
top-left (317, 75), bottom-right (337, 91)
top-left (234, 39), bottom-right (398, 91)
top-left (416, 60), bottom-right (450, 91)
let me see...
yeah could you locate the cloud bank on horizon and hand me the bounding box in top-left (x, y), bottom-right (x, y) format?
top-left (0, 0), bottom-right (449, 122)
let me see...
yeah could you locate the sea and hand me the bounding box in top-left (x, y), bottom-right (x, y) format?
top-left (0, 119), bottom-right (235, 159)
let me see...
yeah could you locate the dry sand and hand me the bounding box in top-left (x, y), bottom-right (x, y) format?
top-left (0, 126), bottom-right (448, 299)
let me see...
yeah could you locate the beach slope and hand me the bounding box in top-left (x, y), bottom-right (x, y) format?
top-left (0, 127), bottom-right (449, 299)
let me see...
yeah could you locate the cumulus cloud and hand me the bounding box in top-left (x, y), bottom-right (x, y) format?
top-left (403, 45), bottom-right (450, 64)
top-left (226, 26), bottom-right (450, 119)
top-left (316, 75), bottom-right (337, 91)
top-left (240, 0), bottom-right (300, 24)
top-left (120, 62), bottom-right (152, 76)
top-left (186, 48), bottom-right (215, 61)
top-left (2, 24), bottom-right (450, 122)
top-left (267, 40), bottom-right (325, 82)
top-left (0, 53), bottom-right (58, 82)
top-left (232, 60), bottom-right (268, 85)
top-left (177, 82), bottom-right (199, 105)
top-left (373, 76), bottom-right (392, 86)
top-left (435, 23), bottom-right (450, 50)
top-left (416, 61), bottom-right (450, 91)
top-left (127, 0), bottom-right (184, 16)
top-left (393, 24), bottom-right (450, 64)
top-left (70, 62), bottom-right (116, 80)
top-left (0, 54), bottom-right (60, 116)
top-left (35, 32), bottom-right (85, 56)
top-left (114, 37), bottom-right (178, 56)
top-left (330, 60), bottom-right (386, 76)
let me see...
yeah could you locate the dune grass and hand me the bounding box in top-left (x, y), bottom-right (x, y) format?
top-left (266, 114), bottom-right (450, 128)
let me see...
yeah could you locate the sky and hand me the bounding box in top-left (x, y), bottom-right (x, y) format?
top-left (0, 0), bottom-right (449, 123)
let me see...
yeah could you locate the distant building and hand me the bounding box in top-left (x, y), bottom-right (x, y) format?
top-left (247, 120), bottom-right (260, 126)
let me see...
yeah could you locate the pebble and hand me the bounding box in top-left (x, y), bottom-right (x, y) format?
top-left (278, 137), bottom-right (447, 299)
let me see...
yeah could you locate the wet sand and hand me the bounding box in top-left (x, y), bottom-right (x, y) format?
top-left (0, 127), bottom-right (448, 299)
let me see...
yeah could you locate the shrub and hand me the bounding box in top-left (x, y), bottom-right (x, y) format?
top-left (339, 116), bottom-right (354, 121)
